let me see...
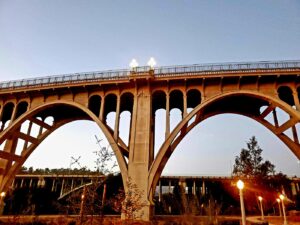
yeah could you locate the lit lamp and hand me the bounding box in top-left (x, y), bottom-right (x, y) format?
top-left (258, 196), bottom-right (264, 221)
top-left (276, 198), bottom-right (282, 217)
top-left (79, 186), bottom-right (86, 225)
top-left (237, 180), bottom-right (246, 225)
top-left (129, 59), bottom-right (139, 71)
top-left (147, 57), bottom-right (156, 69)
top-left (0, 192), bottom-right (5, 215)
top-left (279, 194), bottom-right (287, 225)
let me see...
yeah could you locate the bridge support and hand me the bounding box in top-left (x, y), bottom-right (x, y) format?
top-left (126, 82), bottom-right (154, 221)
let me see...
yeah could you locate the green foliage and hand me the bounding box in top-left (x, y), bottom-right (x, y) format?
top-left (233, 136), bottom-right (275, 178)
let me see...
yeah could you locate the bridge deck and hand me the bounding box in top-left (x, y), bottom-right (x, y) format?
top-left (1, 60), bottom-right (299, 90)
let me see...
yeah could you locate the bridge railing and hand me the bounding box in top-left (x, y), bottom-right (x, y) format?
top-left (1, 60), bottom-right (300, 90)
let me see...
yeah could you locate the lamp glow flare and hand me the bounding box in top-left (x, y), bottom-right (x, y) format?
top-left (129, 59), bottom-right (139, 69)
top-left (147, 57), bottom-right (157, 68)
top-left (237, 180), bottom-right (246, 225)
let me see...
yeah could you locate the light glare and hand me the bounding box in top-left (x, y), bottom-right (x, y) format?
top-left (147, 57), bottom-right (156, 68)
top-left (279, 194), bottom-right (285, 200)
top-left (237, 180), bottom-right (244, 190)
top-left (129, 59), bottom-right (138, 69)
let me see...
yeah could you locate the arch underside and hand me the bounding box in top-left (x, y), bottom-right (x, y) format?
top-left (0, 101), bottom-right (129, 192)
top-left (148, 91), bottom-right (300, 197)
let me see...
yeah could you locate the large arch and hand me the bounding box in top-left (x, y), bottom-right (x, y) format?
top-left (148, 90), bottom-right (300, 197)
top-left (0, 100), bottom-right (128, 193)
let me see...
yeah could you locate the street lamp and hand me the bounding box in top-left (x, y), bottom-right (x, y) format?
top-left (79, 186), bottom-right (86, 225)
top-left (279, 194), bottom-right (288, 225)
top-left (0, 192), bottom-right (5, 215)
top-left (276, 198), bottom-right (282, 217)
top-left (129, 59), bottom-right (139, 70)
top-left (147, 57), bottom-right (156, 69)
top-left (237, 180), bottom-right (246, 225)
top-left (258, 196), bottom-right (264, 221)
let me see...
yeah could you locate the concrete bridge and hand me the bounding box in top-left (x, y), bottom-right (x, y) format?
top-left (0, 60), bottom-right (300, 220)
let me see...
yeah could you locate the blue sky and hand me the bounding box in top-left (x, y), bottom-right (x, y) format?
top-left (0, 1), bottom-right (300, 176)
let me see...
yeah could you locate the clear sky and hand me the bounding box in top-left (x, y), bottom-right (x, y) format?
top-left (0, 0), bottom-right (300, 176)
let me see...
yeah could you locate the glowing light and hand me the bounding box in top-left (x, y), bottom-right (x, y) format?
top-left (147, 57), bottom-right (156, 68)
top-left (81, 194), bottom-right (85, 200)
top-left (276, 198), bottom-right (280, 203)
top-left (258, 196), bottom-right (263, 201)
top-left (237, 180), bottom-right (244, 190)
top-left (129, 59), bottom-right (139, 69)
top-left (279, 194), bottom-right (285, 200)
top-left (0, 192), bottom-right (5, 198)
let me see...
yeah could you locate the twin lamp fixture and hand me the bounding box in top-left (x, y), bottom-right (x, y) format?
top-left (129, 57), bottom-right (157, 70)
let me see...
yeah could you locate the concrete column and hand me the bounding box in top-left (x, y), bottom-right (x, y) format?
top-left (114, 95), bottom-right (121, 140)
top-left (183, 93), bottom-right (187, 118)
top-left (193, 180), bottom-right (196, 196)
top-left (20, 179), bottom-right (24, 188)
top-left (272, 109), bottom-right (279, 128)
top-left (0, 105), bottom-right (3, 122)
top-left (158, 180), bottom-right (162, 202)
top-left (71, 179), bottom-right (74, 190)
top-left (291, 182), bottom-right (297, 196)
top-left (51, 179), bottom-right (56, 192)
top-left (127, 83), bottom-right (153, 221)
top-left (99, 96), bottom-right (105, 121)
top-left (201, 181), bottom-right (205, 196)
top-left (292, 125), bottom-right (299, 144)
top-left (9, 104), bottom-right (17, 125)
top-left (29, 179), bottom-right (32, 188)
top-left (23, 121), bottom-right (33, 151)
top-left (296, 183), bottom-right (299, 192)
top-left (165, 93), bottom-right (170, 139)
top-left (60, 179), bottom-right (65, 197)
top-left (168, 180), bottom-right (172, 194)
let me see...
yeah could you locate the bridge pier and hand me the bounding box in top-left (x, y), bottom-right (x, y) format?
top-left (126, 81), bottom-right (154, 221)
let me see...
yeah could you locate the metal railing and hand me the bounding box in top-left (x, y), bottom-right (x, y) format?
top-left (1, 60), bottom-right (299, 90)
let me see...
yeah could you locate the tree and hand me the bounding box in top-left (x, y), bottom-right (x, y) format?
top-left (233, 136), bottom-right (275, 178)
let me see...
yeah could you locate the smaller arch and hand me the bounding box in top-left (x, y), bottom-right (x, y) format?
top-left (187, 89), bottom-right (201, 109)
top-left (152, 91), bottom-right (166, 115)
top-left (104, 94), bottom-right (117, 120)
top-left (15, 101), bottom-right (29, 119)
top-left (120, 92), bottom-right (134, 113)
top-left (1, 102), bottom-right (15, 123)
top-left (169, 90), bottom-right (183, 111)
top-left (278, 86), bottom-right (294, 106)
top-left (88, 95), bottom-right (101, 117)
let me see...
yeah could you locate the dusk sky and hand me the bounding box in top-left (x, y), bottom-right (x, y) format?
top-left (0, 1), bottom-right (300, 176)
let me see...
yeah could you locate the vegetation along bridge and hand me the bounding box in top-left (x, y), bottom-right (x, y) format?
top-left (0, 60), bottom-right (300, 220)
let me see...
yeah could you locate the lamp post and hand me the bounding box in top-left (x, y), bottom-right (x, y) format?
top-left (0, 192), bottom-right (5, 215)
top-left (79, 186), bottom-right (86, 225)
top-left (129, 59), bottom-right (139, 71)
top-left (237, 180), bottom-right (246, 225)
top-left (276, 198), bottom-right (282, 217)
top-left (279, 194), bottom-right (288, 225)
top-left (258, 196), bottom-right (264, 221)
top-left (147, 57), bottom-right (156, 69)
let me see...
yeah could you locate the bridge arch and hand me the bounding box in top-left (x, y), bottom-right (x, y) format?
top-left (0, 100), bottom-right (128, 193)
top-left (148, 90), bottom-right (300, 197)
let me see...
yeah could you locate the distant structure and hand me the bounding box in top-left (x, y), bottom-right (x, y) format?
top-left (10, 174), bottom-right (300, 201)
top-left (0, 60), bottom-right (300, 220)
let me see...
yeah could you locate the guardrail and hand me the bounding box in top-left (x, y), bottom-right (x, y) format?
top-left (1, 60), bottom-right (299, 90)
